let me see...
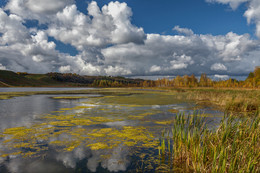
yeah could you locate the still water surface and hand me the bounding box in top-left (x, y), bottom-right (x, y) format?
top-left (0, 88), bottom-right (223, 173)
top-left (0, 87), bottom-right (95, 92)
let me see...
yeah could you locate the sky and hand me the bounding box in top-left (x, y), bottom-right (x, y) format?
top-left (0, 0), bottom-right (260, 79)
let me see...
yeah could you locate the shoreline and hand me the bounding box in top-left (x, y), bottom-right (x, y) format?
top-left (0, 87), bottom-right (259, 114)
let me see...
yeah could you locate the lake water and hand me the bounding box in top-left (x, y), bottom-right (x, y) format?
top-left (0, 87), bottom-right (95, 92)
top-left (0, 88), bottom-right (223, 173)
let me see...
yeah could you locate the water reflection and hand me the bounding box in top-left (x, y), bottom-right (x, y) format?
top-left (0, 95), bottom-right (95, 130)
top-left (0, 92), bottom-right (224, 172)
top-left (0, 87), bottom-right (94, 92)
top-left (1, 156), bottom-right (75, 173)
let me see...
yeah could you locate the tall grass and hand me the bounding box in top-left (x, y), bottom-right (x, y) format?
top-left (157, 113), bottom-right (260, 172)
top-left (184, 89), bottom-right (260, 114)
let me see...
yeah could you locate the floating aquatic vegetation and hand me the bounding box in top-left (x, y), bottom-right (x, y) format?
top-left (99, 93), bottom-right (182, 106)
top-left (51, 111), bottom-right (65, 113)
top-left (42, 114), bottom-right (124, 127)
top-left (154, 120), bottom-right (174, 125)
top-left (78, 90), bottom-right (181, 107)
top-left (87, 142), bottom-right (110, 150)
top-left (128, 115), bottom-right (146, 119)
top-left (0, 88), bottom-right (227, 172)
top-left (128, 111), bottom-right (162, 120)
top-left (139, 112), bottom-right (158, 116)
top-left (168, 109), bottom-right (179, 113)
top-left (58, 105), bottom-right (95, 112)
top-left (52, 96), bottom-right (90, 99)
top-left (1, 125), bottom-right (54, 158)
top-left (0, 109), bottom-right (159, 160)
top-left (73, 106), bottom-right (93, 109)
top-left (60, 108), bottom-right (74, 111)
top-left (85, 126), bottom-right (156, 150)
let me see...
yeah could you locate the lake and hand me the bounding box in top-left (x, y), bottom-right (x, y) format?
top-left (0, 88), bottom-right (223, 173)
top-left (0, 87), bottom-right (95, 92)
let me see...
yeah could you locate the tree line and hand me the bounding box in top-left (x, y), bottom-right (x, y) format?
top-left (14, 66), bottom-right (260, 88)
top-left (47, 72), bottom-right (143, 87)
top-left (140, 67), bottom-right (260, 88)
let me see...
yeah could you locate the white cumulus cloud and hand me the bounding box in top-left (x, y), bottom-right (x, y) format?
top-left (206, 0), bottom-right (249, 10)
top-left (214, 74), bottom-right (229, 79)
top-left (0, 0), bottom-right (259, 77)
top-left (211, 63), bottom-right (228, 71)
top-left (206, 0), bottom-right (260, 38)
top-left (150, 65), bottom-right (161, 72)
top-left (102, 32), bottom-right (257, 76)
top-left (0, 63), bottom-right (7, 70)
top-left (173, 25), bottom-right (194, 36)
top-left (59, 65), bottom-right (71, 73)
top-left (47, 1), bottom-right (146, 49)
top-left (5, 0), bottom-right (74, 23)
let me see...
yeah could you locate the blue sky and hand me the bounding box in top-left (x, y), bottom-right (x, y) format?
top-left (0, 0), bottom-right (256, 36)
top-left (76, 0), bottom-right (254, 36)
top-left (0, 0), bottom-right (255, 36)
top-left (0, 0), bottom-right (259, 78)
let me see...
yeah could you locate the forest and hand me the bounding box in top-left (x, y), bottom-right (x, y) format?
top-left (142, 66), bottom-right (260, 88)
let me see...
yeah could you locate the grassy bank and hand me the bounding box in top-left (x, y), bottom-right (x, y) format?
top-left (183, 88), bottom-right (260, 114)
top-left (144, 87), bottom-right (260, 114)
top-left (0, 88), bottom-right (154, 100)
top-left (1, 87), bottom-right (259, 114)
top-left (157, 113), bottom-right (260, 172)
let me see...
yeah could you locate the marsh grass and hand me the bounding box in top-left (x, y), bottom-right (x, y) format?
top-left (183, 89), bottom-right (260, 114)
top-left (0, 88), bottom-right (164, 100)
top-left (158, 113), bottom-right (260, 172)
top-left (1, 88), bottom-right (259, 114)
top-left (99, 92), bottom-right (181, 105)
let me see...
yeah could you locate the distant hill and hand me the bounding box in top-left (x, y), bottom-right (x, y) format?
top-left (0, 70), bottom-right (64, 87)
top-left (0, 70), bottom-right (144, 87)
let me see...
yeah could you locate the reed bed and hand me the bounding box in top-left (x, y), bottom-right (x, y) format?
top-left (184, 89), bottom-right (260, 113)
top-left (157, 113), bottom-right (260, 172)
